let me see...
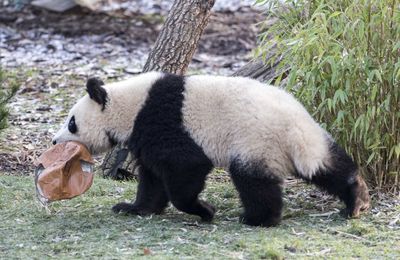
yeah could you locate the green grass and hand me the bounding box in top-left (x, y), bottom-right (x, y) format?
top-left (1, 174), bottom-right (399, 259)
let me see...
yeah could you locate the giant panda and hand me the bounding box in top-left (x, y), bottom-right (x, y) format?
top-left (52, 71), bottom-right (370, 227)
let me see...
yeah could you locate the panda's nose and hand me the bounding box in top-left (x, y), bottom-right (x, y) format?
top-left (52, 140), bottom-right (57, 145)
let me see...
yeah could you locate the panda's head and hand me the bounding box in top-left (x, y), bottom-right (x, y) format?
top-left (52, 78), bottom-right (116, 154)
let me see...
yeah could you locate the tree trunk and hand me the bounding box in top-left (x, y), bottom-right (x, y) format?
top-left (232, 55), bottom-right (289, 84)
top-left (102, 0), bottom-right (215, 179)
top-left (144, 0), bottom-right (215, 74)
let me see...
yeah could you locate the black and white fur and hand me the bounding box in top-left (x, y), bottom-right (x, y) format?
top-left (53, 72), bottom-right (370, 226)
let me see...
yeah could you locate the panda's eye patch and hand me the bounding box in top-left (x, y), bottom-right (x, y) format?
top-left (68, 116), bottom-right (78, 134)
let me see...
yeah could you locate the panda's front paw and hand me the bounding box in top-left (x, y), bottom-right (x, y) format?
top-left (112, 202), bottom-right (153, 215)
top-left (112, 202), bottom-right (137, 214)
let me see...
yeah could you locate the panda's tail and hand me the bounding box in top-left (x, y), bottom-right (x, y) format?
top-left (288, 127), bottom-right (333, 180)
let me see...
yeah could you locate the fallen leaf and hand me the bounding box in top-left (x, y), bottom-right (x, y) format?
top-left (143, 248), bottom-right (151, 255)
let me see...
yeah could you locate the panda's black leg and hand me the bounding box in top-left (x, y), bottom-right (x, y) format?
top-left (306, 142), bottom-right (370, 218)
top-left (229, 159), bottom-right (283, 227)
top-left (161, 156), bottom-right (215, 222)
top-left (112, 164), bottom-right (169, 215)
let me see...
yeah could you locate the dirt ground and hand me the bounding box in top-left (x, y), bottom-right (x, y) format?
top-left (0, 5), bottom-right (261, 174)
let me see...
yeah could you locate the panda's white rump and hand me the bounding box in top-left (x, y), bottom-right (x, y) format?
top-left (182, 75), bottom-right (331, 179)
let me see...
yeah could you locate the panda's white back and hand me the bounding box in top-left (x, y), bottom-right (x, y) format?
top-left (182, 75), bottom-right (331, 178)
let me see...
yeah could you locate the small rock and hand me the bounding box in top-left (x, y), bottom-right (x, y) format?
top-left (23, 144), bottom-right (35, 150)
top-left (124, 67), bottom-right (141, 74)
top-left (36, 106), bottom-right (52, 112)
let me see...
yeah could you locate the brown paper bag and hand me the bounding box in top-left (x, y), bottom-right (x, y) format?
top-left (34, 141), bottom-right (94, 202)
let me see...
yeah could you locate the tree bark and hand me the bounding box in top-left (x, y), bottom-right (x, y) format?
top-left (102, 0), bottom-right (215, 179)
top-left (232, 53), bottom-right (289, 84)
top-left (143, 0), bottom-right (215, 74)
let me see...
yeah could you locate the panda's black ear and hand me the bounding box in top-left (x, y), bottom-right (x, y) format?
top-left (86, 77), bottom-right (108, 111)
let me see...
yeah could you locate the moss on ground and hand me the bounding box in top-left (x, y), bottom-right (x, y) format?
top-left (1, 174), bottom-right (399, 259)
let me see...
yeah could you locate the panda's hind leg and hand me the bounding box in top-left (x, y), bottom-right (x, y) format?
top-left (229, 159), bottom-right (283, 227)
top-left (112, 163), bottom-right (169, 215)
top-left (306, 142), bottom-right (370, 218)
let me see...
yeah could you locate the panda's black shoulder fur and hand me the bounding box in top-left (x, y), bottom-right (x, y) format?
top-left (127, 73), bottom-right (213, 173)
